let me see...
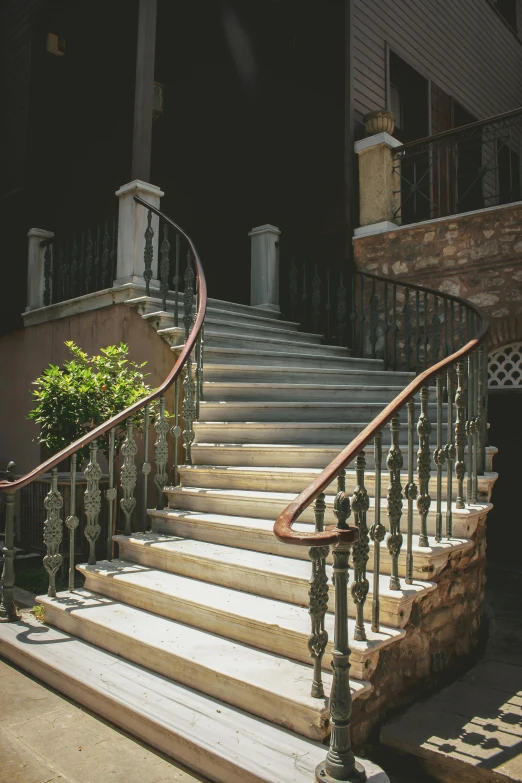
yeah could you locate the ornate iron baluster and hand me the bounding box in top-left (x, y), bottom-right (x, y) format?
top-left (466, 352), bottom-right (475, 505)
top-left (183, 251), bottom-right (195, 339)
top-left (43, 467), bottom-right (64, 596)
top-left (101, 221), bottom-right (110, 288)
top-left (84, 439), bottom-right (102, 565)
top-left (85, 229), bottom-right (93, 293)
top-left (432, 297), bottom-right (441, 362)
top-left (477, 343), bottom-right (486, 476)
top-left (141, 406), bottom-right (151, 529)
top-left (337, 272), bottom-right (347, 347)
top-left (43, 244), bottom-right (52, 306)
top-left (289, 258), bottom-right (298, 321)
top-left (308, 492), bottom-right (329, 698)
top-left (404, 287), bottom-right (412, 371)
top-left (391, 284), bottom-right (398, 370)
top-left (173, 233), bottom-right (181, 327)
top-left (368, 279), bottom-right (378, 359)
top-left (160, 223), bottom-right (170, 311)
top-left (358, 274), bottom-right (365, 357)
top-left (458, 304), bottom-right (464, 348)
top-left (449, 300), bottom-right (455, 354)
top-left (195, 327), bottom-right (205, 420)
top-left (311, 265), bottom-right (321, 335)
top-left (387, 415), bottom-right (403, 590)
top-left (415, 289), bottom-right (421, 371)
top-left (171, 381), bottom-right (182, 486)
top-left (433, 375), bottom-right (446, 543)
top-left (405, 399), bottom-right (418, 584)
top-left (445, 368), bottom-right (456, 538)
top-left (383, 281), bottom-right (389, 369)
top-left (416, 386), bottom-right (432, 547)
top-left (370, 432), bottom-right (385, 631)
top-left (351, 453), bottom-right (370, 642)
top-left (183, 354), bottom-right (196, 465)
top-left (106, 427), bottom-right (117, 558)
top-left (471, 349), bottom-right (479, 503)
top-left (423, 291), bottom-right (429, 370)
top-left (144, 209), bottom-right (154, 296)
top-left (455, 361), bottom-right (467, 509)
top-left (65, 454), bottom-right (79, 591)
top-left (154, 395), bottom-right (169, 509)
top-left (0, 463), bottom-right (18, 621)
top-left (120, 419), bottom-right (138, 535)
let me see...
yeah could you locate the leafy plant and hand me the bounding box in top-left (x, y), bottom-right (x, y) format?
top-left (29, 341), bottom-right (155, 465)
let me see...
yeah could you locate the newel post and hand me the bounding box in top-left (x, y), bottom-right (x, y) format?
top-left (114, 180), bottom-right (164, 291)
top-left (249, 224), bottom-right (281, 314)
top-left (26, 228), bottom-right (54, 310)
top-left (354, 128), bottom-right (402, 237)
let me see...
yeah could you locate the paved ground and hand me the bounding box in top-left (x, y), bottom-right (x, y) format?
top-left (381, 565), bottom-right (522, 783)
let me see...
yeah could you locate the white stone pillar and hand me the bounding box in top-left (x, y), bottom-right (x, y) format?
top-left (354, 132), bottom-right (402, 237)
top-left (26, 228), bottom-right (54, 311)
top-left (114, 180), bottom-right (164, 290)
top-left (249, 224), bottom-right (281, 314)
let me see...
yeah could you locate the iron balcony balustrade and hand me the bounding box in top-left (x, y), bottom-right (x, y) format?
top-left (392, 106), bottom-right (522, 226)
top-left (275, 273), bottom-right (488, 783)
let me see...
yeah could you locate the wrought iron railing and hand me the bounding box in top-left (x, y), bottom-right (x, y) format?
top-left (393, 107), bottom-right (522, 225)
top-left (0, 197), bottom-right (206, 614)
top-left (275, 273), bottom-right (488, 782)
top-left (41, 215), bottom-right (118, 306)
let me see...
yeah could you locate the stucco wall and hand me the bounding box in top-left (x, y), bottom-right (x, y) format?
top-left (353, 202), bottom-right (522, 350)
top-left (0, 304), bottom-right (174, 475)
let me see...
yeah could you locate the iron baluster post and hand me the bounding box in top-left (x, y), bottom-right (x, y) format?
top-left (106, 427), bottom-right (117, 557)
top-left (351, 453), bottom-right (370, 642)
top-left (477, 342), bottom-right (487, 475)
top-left (458, 304), bottom-right (464, 349)
top-left (404, 287), bottom-right (412, 371)
top-left (471, 349), bottom-right (479, 503)
top-left (368, 280), bottom-right (378, 359)
top-left (316, 471), bottom-right (366, 783)
top-left (312, 265), bottom-right (321, 336)
top-left (183, 352), bottom-right (196, 465)
top-left (370, 433), bottom-right (385, 631)
top-left (183, 250), bottom-right (195, 339)
top-left (84, 439), bottom-right (102, 565)
top-left (455, 362), bottom-right (467, 509)
top-left (120, 419), bottom-right (138, 535)
top-left (43, 243), bottom-right (52, 306)
top-left (445, 368), bottom-right (456, 539)
top-left (337, 273), bottom-right (347, 348)
top-left (416, 386), bottom-right (432, 547)
top-left (174, 233), bottom-right (181, 327)
top-left (144, 209), bottom-right (154, 296)
top-left (171, 380), bottom-right (182, 485)
top-left (43, 467), bottom-right (64, 596)
top-left (415, 289), bottom-right (420, 372)
top-left (160, 223), bottom-right (170, 311)
top-left (405, 400), bottom-right (417, 584)
top-left (392, 284), bottom-right (397, 370)
top-left (65, 454), bottom-right (79, 591)
top-left (0, 463), bottom-right (18, 621)
top-left (423, 291), bottom-right (428, 370)
top-left (387, 415), bottom-right (403, 590)
top-left (358, 274), bottom-right (364, 357)
top-left (383, 282), bottom-right (389, 370)
top-left (195, 326), bottom-right (205, 420)
top-left (308, 492), bottom-right (329, 698)
top-left (350, 272), bottom-right (356, 353)
top-left (450, 300), bottom-right (455, 354)
top-left (154, 396), bottom-right (169, 509)
top-left (432, 296), bottom-right (441, 362)
top-left (433, 375), bottom-right (446, 543)
top-left (141, 407), bottom-right (151, 528)
top-left (466, 351), bottom-right (475, 505)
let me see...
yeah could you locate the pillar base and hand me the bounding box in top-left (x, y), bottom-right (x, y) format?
top-left (316, 760), bottom-right (367, 783)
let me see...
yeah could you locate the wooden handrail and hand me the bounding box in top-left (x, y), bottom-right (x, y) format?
top-left (0, 198), bottom-right (207, 494)
top-left (274, 278), bottom-right (489, 546)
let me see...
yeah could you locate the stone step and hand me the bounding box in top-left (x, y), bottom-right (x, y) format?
top-left (198, 400), bottom-right (447, 423)
top-left (158, 321), bottom-right (323, 348)
top-left (77, 560), bottom-right (405, 680)
top-left (39, 589), bottom-right (368, 741)
top-left (184, 347), bottom-right (384, 370)
top-left (191, 442), bottom-right (497, 473)
top-left (177, 465), bottom-right (498, 503)
top-left (203, 363), bottom-right (411, 385)
top-left (115, 533), bottom-right (435, 628)
top-left (149, 508), bottom-right (474, 580)
top-left (202, 381), bottom-right (407, 402)
top-left (143, 307), bottom-right (301, 333)
top-left (127, 294), bottom-right (282, 322)
top-left (171, 333), bottom-right (349, 357)
top-left (0, 616), bottom-right (388, 783)
top-left (164, 486), bottom-right (488, 538)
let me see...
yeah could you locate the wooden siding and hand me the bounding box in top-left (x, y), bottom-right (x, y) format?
top-left (353, 0), bottom-right (522, 128)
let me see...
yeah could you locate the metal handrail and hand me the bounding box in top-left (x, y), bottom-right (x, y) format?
top-left (0, 197), bottom-right (207, 495)
top-left (274, 276), bottom-right (488, 546)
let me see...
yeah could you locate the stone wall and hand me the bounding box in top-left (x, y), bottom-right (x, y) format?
top-left (353, 202), bottom-right (522, 350)
top-left (352, 512), bottom-right (488, 749)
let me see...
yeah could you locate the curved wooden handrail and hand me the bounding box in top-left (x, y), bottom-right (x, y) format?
top-left (0, 198), bottom-right (207, 494)
top-left (274, 277), bottom-right (489, 547)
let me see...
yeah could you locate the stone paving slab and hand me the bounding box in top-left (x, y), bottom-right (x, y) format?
top-left (0, 657), bottom-right (208, 783)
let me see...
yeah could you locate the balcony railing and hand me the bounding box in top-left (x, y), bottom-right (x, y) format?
top-left (393, 107), bottom-right (522, 226)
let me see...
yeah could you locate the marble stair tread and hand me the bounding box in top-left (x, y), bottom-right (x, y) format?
top-left (0, 616), bottom-right (389, 783)
top-left (203, 363), bottom-right (412, 385)
top-left (115, 532), bottom-right (436, 627)
top-left (38, 589), bottom-right (370, 741)
top-left (76, 560), bottom-right (405, 678)
top-left (159, 321), bottom-right (323, 344)
top-left (202, 381), bottom-right (407, 402)
top-left (143, 307), bottom-right (301, 331)
top-left (126, 294), bottom-right (282, 321)
top-left (185, 346), bottom-right (383, 369)
top-left (149, 507), bottom-right (473, 580)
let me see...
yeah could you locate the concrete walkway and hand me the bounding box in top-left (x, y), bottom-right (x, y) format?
top-left (381, 566), bottom-right (522, 783)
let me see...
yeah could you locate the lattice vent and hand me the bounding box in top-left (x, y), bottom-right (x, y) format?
top-left (488, 343), bottom-right (522, 387)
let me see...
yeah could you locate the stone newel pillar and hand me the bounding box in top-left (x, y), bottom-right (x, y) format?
top-left (249, 224), bottom-right (281, 314)
top-left (26, 228), bottom-right (54, 311)
top-left (114, 180), bottom-right (164, 290)
top-left (354, 132), bottom-right (402, 236)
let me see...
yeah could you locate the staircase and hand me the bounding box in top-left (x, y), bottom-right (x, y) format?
top-left (0, 293), bottom-right (492, 783)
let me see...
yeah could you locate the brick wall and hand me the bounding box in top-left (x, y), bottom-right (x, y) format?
top-left (353, 202), bottom-right (522, 349)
